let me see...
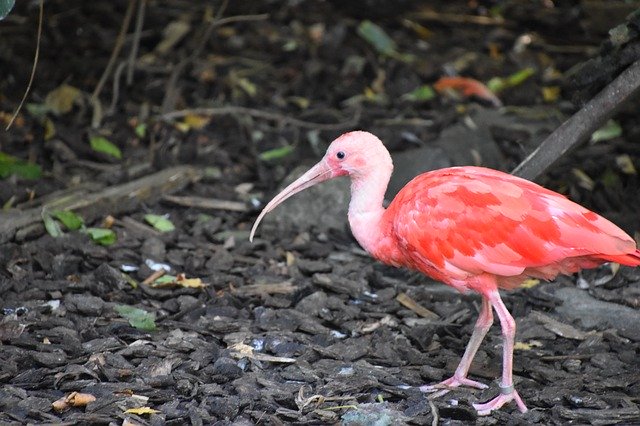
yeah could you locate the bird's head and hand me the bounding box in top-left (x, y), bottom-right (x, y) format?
top-left (249, 131), bottom-right (392, 241)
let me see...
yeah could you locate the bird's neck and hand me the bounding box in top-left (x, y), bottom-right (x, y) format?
top-left (347, 170), bottom-right (392, 257)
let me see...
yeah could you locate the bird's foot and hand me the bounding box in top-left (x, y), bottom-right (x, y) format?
top-left (419, 375), bottom-right (488, 396)
top-left (472, 384), bottom-right (528, 416)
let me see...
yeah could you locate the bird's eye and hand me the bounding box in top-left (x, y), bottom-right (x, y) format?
top-left (336, 151), bottom-right (345, 160)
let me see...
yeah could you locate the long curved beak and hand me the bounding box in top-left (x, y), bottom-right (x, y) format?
top-left (250, 160), bottom-right (333, 242)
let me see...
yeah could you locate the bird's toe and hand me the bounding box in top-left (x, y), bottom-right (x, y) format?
top-left (419, 376), bottom-right (488, 393)
top-left (472, 388), bottom-right (528, 416)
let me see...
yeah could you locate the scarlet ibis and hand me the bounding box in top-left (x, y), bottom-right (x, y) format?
top-left (250, 131), bottom-right (640, 415)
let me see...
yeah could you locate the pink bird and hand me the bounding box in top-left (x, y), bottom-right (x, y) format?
top-left (250, 131), bottom-right (640, 415)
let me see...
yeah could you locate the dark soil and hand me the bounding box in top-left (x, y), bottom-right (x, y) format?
top-left (1, 1), bottom-right (640, 424)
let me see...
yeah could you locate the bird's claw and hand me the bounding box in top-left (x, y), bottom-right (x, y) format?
top-left (473, 386), bottom-right (528, 416)
top-left (419, 376), bottom-right (489, 394)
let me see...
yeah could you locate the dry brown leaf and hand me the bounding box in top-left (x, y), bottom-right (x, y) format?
top-left (124, 406), bottom-right (161, 415)
top-left (44, 84), bottom-right (82, 116)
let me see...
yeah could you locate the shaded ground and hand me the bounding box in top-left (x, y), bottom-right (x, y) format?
top-left (1, 1), bottom-right (640, 424)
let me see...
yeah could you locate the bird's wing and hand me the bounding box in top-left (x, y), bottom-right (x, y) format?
top-left (388, 167), bottom-right (636, 279)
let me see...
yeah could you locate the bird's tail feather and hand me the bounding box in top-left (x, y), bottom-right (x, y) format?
top-left (599, 249), bottom-right (640, 266)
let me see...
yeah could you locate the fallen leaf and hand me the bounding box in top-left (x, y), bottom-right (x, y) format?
top-left (151, 273), bottom-right (205, 289)
top-left (542, 86), bottom-right (560, 103)
top-left (0, 152), bottom-right (42, 179)
top-left (181, 114), bottom-right (210, 130)
top-left (591, 120), bottom-right (622, 143)
top-left (572, 168), bottom-right (594, 191)
top-left (44, 84), bottom-right (82, 116)
top-left (124, 407), bottom-right (161, 415)
top-left (487, 68), bottom-right (535, 93)
top-left (401, 85), bottom-right (436, 102)
top-left (67, 392), bottom-right (96, 407)
top-left (43, 117), bottom-right (56, 140)
top-left (357, 20), bottom-right (414, 62)
top-left (144, 214), bottom-right (175, 232)
top-left (134, 123), bottom-right (147, 138)
top-left (514, 340), bottom-right (543, 351)
top-left (434, 77), bottom-right (502, 107)
top-left (236, 77), bottom-right (257, 97)
top-left (52, 210), bottom-right (84, 231)
top-left (52, 391), bottom-right (96, 411)
top-left (176, 274), bottom-right (204, 288)
top-left (85, 228), bottom-right (117, 246)
top-left (155, 20), bottom-right (191, 55)
top-left (25, 102), bottom-right (49, 119)
top-left (357, 20), bottom-right (397, 56)
top-left (89, 135), bottom-right (122, 159)
top-left (52, 396), bottom-right (69, 412)
top-left (258, 145), bottom-right (295, 161)
top-left (42, 211), bottom-right (63, 238)
top-left (616, 154), bottom-right (637, 175)
top-left (114, 305), bottom-right (157, 331)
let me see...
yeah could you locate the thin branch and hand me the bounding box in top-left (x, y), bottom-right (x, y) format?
top-left (90, 0), bottom-right (136, 103)
top-left (109, 61), bottom-right (127, 114)
top-left (6, 0), bottom-right (44, 131)
top-left (126, 0), bottom-right (146, 85)
top-left (512, 59), bottom-right (640, 180)
top-left (160, 106), bottom-right (361, 131)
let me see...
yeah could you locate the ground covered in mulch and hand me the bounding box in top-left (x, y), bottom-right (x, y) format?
top-left (1, 0), bottom-right (640, 424)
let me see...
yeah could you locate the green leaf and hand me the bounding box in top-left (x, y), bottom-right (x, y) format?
top-left (52, 210), bottom-right (84, 230)
top-left (154, 275), bottom-right (177, 284)
top-left (89, 136), bottom-right (122, 159)
top-left (0, 152), bottom-right (42, 179)
top-left (357, 20), bottom-right (397, 56)
top-left (356, 20), bottom-right (414, 63)
top-left (114, 305), bottom-right (156, 331)
top-left (0, 0), bottom-right (15, 21)
top-left (591, 120), bottom-right (622, 143)
top-left (144, 214), bottom-right (175, 232)
top-left (85, 228), bottom-right (117, 246)
top-left (488, 68), bottom-right (535, 93)
top-left (401, 85), bottom-right (436, 102)
top-left (42, 211), bottom-right (63, 238)
top-left (134, 123), bottom-right (147, 138)
top-left (258, 145), bottom-right (295, 161)
top-left (25, 102), bottom-right (49, 119)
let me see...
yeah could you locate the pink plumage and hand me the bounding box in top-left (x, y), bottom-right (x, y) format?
top-left (387, 167), bottom-right (640, 289)
top-left (250, 131), bottom-right (640, 415)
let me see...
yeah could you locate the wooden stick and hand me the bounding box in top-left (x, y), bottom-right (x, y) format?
top-left (0, 165), bottom-right (201, 243)
top-left (512, 59), bottom-right (640, 180)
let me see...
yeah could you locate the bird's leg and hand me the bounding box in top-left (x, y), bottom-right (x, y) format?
top-left (472, 289), bottom-right (528, 416)
top-left (420, 297), bottom-right (492, 394)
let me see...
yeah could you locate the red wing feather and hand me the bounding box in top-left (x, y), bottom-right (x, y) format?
top-left (387, 167), bottom-right (638, 285)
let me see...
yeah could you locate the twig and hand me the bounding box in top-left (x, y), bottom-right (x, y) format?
top-left (408, 9), bottom-right (506, 26)
top-left (513, 59), bottom-right (640, 181)
top-left (428, 398), bottom-right (440, 426)
top-left (127, 0), bottom-right (146, 85)
top-left (90, 0), bottom-right (136, 103)
top-left (160, 105), bottom-right (361, 131)
top-left (109, 61), bottom-right (127, 114)
top-left (162, 194), bottom-right (247, 212)
top-left (395, 292), bottom-right (439, 319)
top-left (5, 0), bottom-right (43, 131)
